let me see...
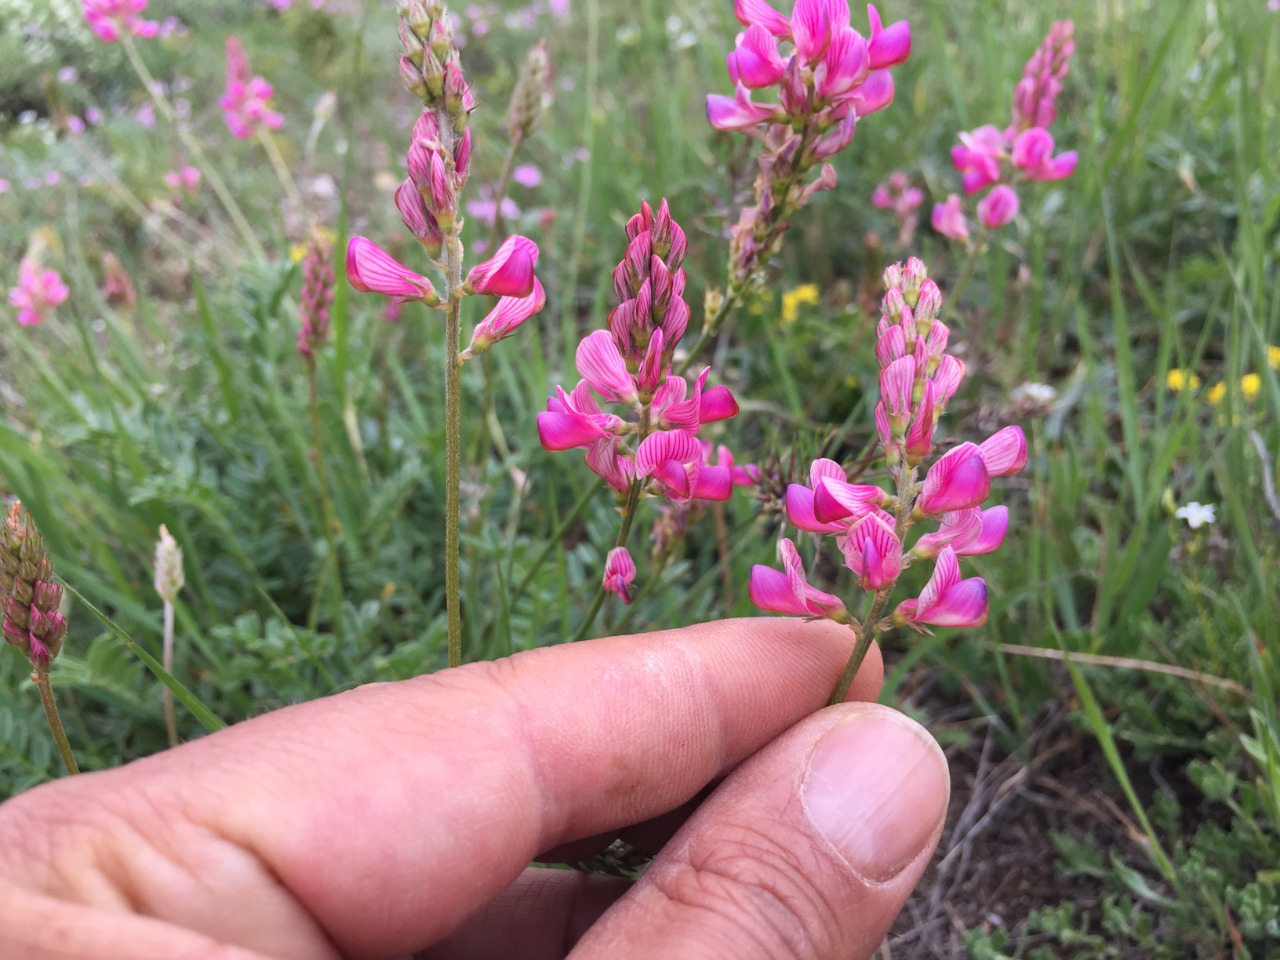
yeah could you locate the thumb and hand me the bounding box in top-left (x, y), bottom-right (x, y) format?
top-left (571, 703), bottom-right (949, 960)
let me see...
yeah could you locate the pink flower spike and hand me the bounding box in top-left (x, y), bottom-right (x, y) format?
top-left (749, 538), bottom-right (848, 619)
top-left (931, 194), bottom-right (970, 243)
top-left (465, 277), bottom-right (546, 356)
top-left (9, 259), bottom-right (70, 327)
top-left (894, 547), bottom-right (987, 630)
top-left (977, 184), bottom-right (1020, 228)
top-left (464, 234), bottom-right (539, 297)
top-left (866, 4), bottom-right (910, 69)
top-left (727, 24), bottom-right (787, 89)
top-left (917, 442), bottom-right (990, 515)
top-left (904, 379), bottom-right (937, 461)
top-left (346, 237), bottom-right (439, 304)
top-left (602, 547), bottom-right (636, 604)
top-left (977, 425), bottom-right (1028, 477)
top-left (706, 84), bottom-right (781, 131)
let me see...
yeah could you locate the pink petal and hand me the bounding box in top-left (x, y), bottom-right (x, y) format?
top-left (1011, 127), bottom-right (1054, 172)
top-left (977, 425), bottom-right (1027, 477)
top-left (813, 479), bottom-right (885, 524)
top-left (699, 384), bottom-right (739, 423)
top-left (749, 565), bottom-right (813, 616)
top-left (957, 505), bottom-right (1008, 556)
top-left (465, 234), bottom-right (539, 297)
top-left (848, 68), bottom-right (894, 115)
top-left (866, 4), bottom-right (910, 69)
top-left (635, 430), bottom-right (701, 477)
top-left (918, 443), bottom-right (990, 514)
top-left (785, 484), bottom-right (846, 533)
top-left (734, 0), bottom-right (792, 35)
top-left (467, 277), bottom-right (545, 352)
top-left (727, 24), bottom-right (787, 89)
top-left (537, 411), bottom-right (607, 451)
top-left (345, 237), bottom-right (438, 303)
top-left (576, 329), bottom-right (637, 403)
top-left (602, 547), bottom-right (636, 604)
top-left (706, 84), bottom-right (781, 131)
top-left (977, 184), bottom-right (1019, 228)
top-left (922, 577), bottom-right (988, 627)
top-left (691, 465), bottom-right (733, 501)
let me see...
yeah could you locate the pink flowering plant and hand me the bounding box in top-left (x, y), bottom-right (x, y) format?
top-left (219, 37), bottom-right (285, 140)
top-left (749, 258), bottom-right (1027, 704)
top-left (932, 21), bottom-right (1077, 242)
top-left (8, 259), bottom-right (69, 328)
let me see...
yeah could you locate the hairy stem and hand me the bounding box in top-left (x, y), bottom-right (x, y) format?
top-left (162, 598), bottom-right (177, 747)
top-left (33, 670), bottom-right (79, 776)
top-left (444, 239), bottom-right (464, 667)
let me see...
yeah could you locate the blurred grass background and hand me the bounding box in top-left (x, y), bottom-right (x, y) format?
top-left (1, 0), bottom-right (1278, 955)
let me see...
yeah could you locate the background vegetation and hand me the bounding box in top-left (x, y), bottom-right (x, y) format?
top-left (1, 0), bottom-right (1277, 956)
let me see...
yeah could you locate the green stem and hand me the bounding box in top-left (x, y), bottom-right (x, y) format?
top-left (33, 669), bottom-right (79, 775)
top-left (570, 479), bottom-right (642, 644)
top-left (305, 359), bottom-right (344, 636)
top-left (162, 598), bottom-right (177, 747)
top-left (510, 483), bottom-right (597, 602)
top-left (444, 240), bottom-right (464, 668)
top-left (258, 129), bottom-right (309, 222)
top-left (675, 287), bottom-right (741, 377)
top-left (487, 133), bottom-right (523, 250)
top-left (119, 34), bottom-right (266, 260)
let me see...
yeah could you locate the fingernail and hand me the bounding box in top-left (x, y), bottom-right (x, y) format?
top-left (802, 706), bottom-right (949, 882)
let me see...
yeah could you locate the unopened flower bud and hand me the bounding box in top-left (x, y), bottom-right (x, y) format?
top-left (154, 525), bottom-right (185, 603)
top-left (508, 40), bottom-right (553, 141)
top-left (399, 0), bottom-right (432, 38)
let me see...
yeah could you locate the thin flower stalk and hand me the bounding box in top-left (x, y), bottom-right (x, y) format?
top-left (1, 503), bottom-right (78, 775)
top-left (690, 1), bottom-right (911, 363)
top-left (748, 259), bottom-right (1027, 704)
top-left (348, 0), bottom-right (545, 667)
top-left (154, 524), bottom-right (184, 748)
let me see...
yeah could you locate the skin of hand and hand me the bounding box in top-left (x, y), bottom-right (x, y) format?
top-left (0, 617), bottom-right (949, 960)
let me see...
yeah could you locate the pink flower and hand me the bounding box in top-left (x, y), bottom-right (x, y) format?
top-left (82, 0), bottom-right (160, 43)
top-left (345, 237), bottom-right (439, 304)
top-left (839, 511), bottom-right (901, 590)
top-left (9, 259), bottom-right (69, 327)
top-left (749, 538), bottom-right (848, 619)
top-left (977, 425), bottom-right (1028, 477)
top-left (464, 235), bottom-right (539, 297)
top-left (727, 24), bottom-right (787, 88)
top-left (464, 278), bottom-right (546, 356)
top-left (512, 164), bottom-right (542, 188)
top-left (1011, 128), bottom-right (1077, 182)
top-left (705, 82), bottom-right (781, 131)
top-left (635, 430), bottom-right (731, 503)
top-left (785, 458), bottom-right (850, 533)
top-left (977, 184), bottom-right (1019, 228)
top-left (602, 547), bottom-right (636, 604)
top-left (219, 38), bottom-right (284, 139)
top-left (916, 442), bottom-right (991, 515)
top-left (163, 165), bottom-right (201, 198)
top-left (931, 193), bottom-right (969, 243)
top-left (952, 125), bottom-right (1006, 195)
top-left (537, 382), bottom-right (624, 452)
top-left (893, 547), bottom-right (987, 630)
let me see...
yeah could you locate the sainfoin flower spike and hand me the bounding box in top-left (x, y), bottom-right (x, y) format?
top-left (937, 21), bottom-right (1076, 239)
top-left (708, 2), bottom-right (911, 286)
top-left (750, 258), bottom-right (1026, 704)
top-left (538, 200), bottom-right (750, 613)
top-left (9, 259), bottom-right (69, 327)
top-left (219, 37), bottom-right (284, 139)
top-left (298, 229), bottom-right (337, 358)
top-left (82, 0), bottom-right (160, 43)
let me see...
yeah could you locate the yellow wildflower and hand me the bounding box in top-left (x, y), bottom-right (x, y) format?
top-left (780, 284), bottom-right (822, 326)
top-left (1166, 368), bottom-right (1200, 392)
top-left (290, 225), bottom-right (337, 263)
top-left (1268, 345), bottom-right (1280, 370)
top-left (1206, 382), bottom-right (1226, 405)
top-left (1241, 373), bottom-right (1261, 402)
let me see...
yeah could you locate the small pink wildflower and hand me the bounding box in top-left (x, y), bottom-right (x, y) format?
top-left (464, 234), bottom-right (539, 297)
top-left (82, 0), bottom-right (160, 43)
top-left (345, 237), bottom-right (440, 304)
top-left (9, 259), bottom-right (69, 327)
top-left (931, 193), bottom-right (970, 243)
top-left (219, 37), bottom-right (284, 139)
top-left (163, 165), bottom-right (202, 198)
top-left (512, 164), bottom-right (542, 188)
top-left (977, 184), bottom-right (1019, 228)
top-left (602, 547), bottom-right (636, 604)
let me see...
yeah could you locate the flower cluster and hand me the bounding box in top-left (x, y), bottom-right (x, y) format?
top-left (82, 0), bottom-right (160, 43)
top-left (297, 229), bottom-right (336, 359)
top-left (750, 258), bottom-right (1026, 635)
top-left (346, 0), bottom-right (545, 355)
top-left (163, 166), bottom-right (202, 200)
top-left (933, 21), bottom-right (1076, 238)
top-left (0, 504), bottom-right (68, 670)
top-left (219, 37), bottom-right (284, 140)
top-left (872, 170), bottom-right (924, 246)
top-left (708, 0), bottom-right (910, 283)
top-left (8, 259), bottom-right (69, 328)
top-left (537, 201), bottom-right (743, 599)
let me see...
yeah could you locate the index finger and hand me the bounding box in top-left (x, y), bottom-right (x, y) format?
top-left (11, 617), bottom-right (881, 958)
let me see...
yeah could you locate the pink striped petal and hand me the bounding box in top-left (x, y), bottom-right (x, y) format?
top-left (815, 26), bottom-right (870, 100)
top-left (918, 443), bottom-right (990, 514)
top-left (866, 4), bottom-right (910, 69)
top-left (465, 234), bottom-right (539, 297)
top-left (700, 384), bottom-right (739, 423)
top-left (813, 479), bottom-right (886, 523)
top-left (848, 68), bottom-right (895, 115)
top-left (977, 425), bottom-right (1027, 477)
top-left (785, 484), bottom-right (845, 533)
top-left (585, 439), bottom-right (631, 493)
top-left (346, 237), bottom-right (438, 303)
top-left (727, 24), bottom-right (787, 88)
top-left (706, 84), bottom-right (781, 131)
top-left (576, 329), bottom-right (638, 403)
top-left (956, 505), bottom-right (1008, 556)
top-left (466, 277), bottom-right (545, 354)
top-left (809, 457), bottom-right (845, 487)
top-left (602, 547), bottom-right (636, 604)
top-left (635, 429), bottom-right (700, 477)
top-left (734, 0), bottom-right (791, 35)
top-left (912, 507), bottom-right (982, 558)
top-left (537, 411), bottom-right (607, 451)
top-left (977, 184), bottom-right (1019, 229)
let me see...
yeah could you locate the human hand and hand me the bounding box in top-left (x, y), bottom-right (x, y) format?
top-left (0, 618), bottom-right (948, 959)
